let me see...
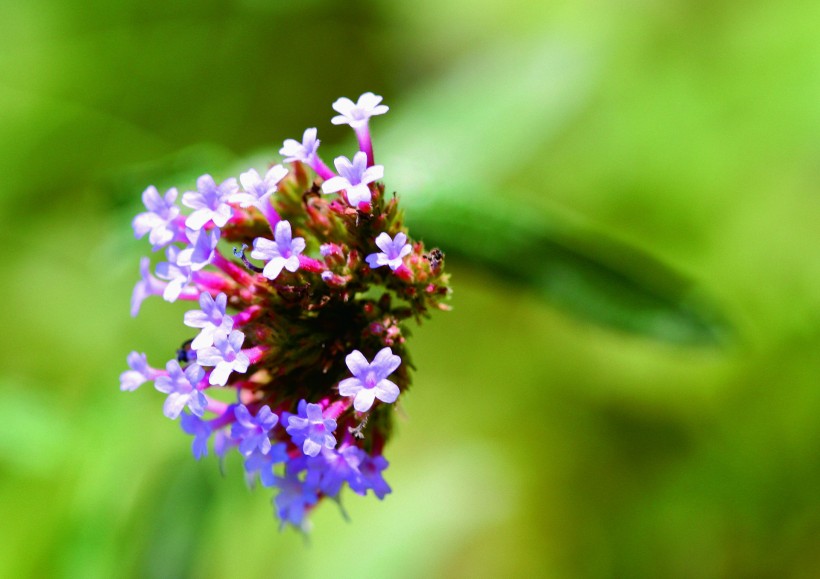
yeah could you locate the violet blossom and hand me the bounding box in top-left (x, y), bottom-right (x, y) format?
top-left (196, 329), bottom-right (250, 386)
top-left (132, 185), bottom-right (181, 250)
top-left (231, 404), bottom-right (279, 456)
top-left (183, 291), bottom-right (234, 349)
top-left (285, 401), bottom-right (337, 457)
top-left (155, 360), bottom-right (207, 419)
top-left (250, 220), bottom-right (305, 280)
top-left (338, 347), bottom-right (401, 412)
top-left (182, 174), bottom-right (237, 230)
top-left (321, 152), bottom-right (384, 207)
top-left (366, 232), bottom-right (412, 271)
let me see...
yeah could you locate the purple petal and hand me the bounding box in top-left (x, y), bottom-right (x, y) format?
top-left (345, 351), bottom-right (370, 377)
top-left (374, 379), bottom-right (399, 404)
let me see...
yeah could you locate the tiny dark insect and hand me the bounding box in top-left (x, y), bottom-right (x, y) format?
top-left (177, 339), bottom-right (194, 363)
top-left (423, 248), bottom-right (445, 273)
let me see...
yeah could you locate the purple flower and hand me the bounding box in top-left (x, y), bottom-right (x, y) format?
top-left (232, 165), bottom-right (288, 209)
top-left (180, 411), bottom-right (211, 460)
top-left (331, 93), bottom-right (389, 129)
top-left (132, 186), bottom-right (181, 250)
top-left (155, 360), bottom-right (207, 419)
top-left (250, 220), bottom-right (305, 280)
top-left (307, 445), bottom-right (364, 498)
top-left (131, 257), bottom-right (167, 317)
top-left (338, 347), bottom-right (401, 412)
top-left (120, 351), bottom-right (159, 391)
top-left (177, 227), bottom-right (220, 271)
top-left (244, 443), bottom-right (288, 487)
top-left (182, 174), bottom-right (237, 231)
top-left (273, 471), bottom-right (318, 530)
top-left (286, 401), bottom-right (337, 457)
top-left (365, 232), bottom-right (411, 271)
top-left (231, 404), bottom-right (279, 456)
top-left (349, 453), bottom-right (391, 499)
top-left (321, 152), bottom-right (384, 206)
top-left (280, 128), bottom-right (321, 164)
top-left (155, 246), bottom-right (194, 302)
top-left (196, 329), bottom-right (249, 386)
top-left (184, 292), bottom-right (234, 349)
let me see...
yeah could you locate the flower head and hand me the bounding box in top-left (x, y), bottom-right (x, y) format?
top-left (250, 220), bottom-right (305, 280)
top-left (338, 347), bottom-right (401, 412)
top-left (321, 152), bottom-right (384, 206)
top-left (331, 92), bottom-right (389, 130)
top-left (122, 93), bottom-right (451, 531)
top-left (182, 174), bottom-right (237, 231)
top-left (155, 360), bottom-right (207, 419)
top-left (132, 186), bottom-right (181, 250)
top-left (366, 232), bottom-right (412, 271)
top-left (196, 329), bottom-right (249, 386)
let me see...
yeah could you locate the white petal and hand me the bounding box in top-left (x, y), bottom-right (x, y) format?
top-left (185, 209), bottom-right (212, 231)
top-left (321, 176), bottom-right (348, 194)
top-left (374, 379), bottom-right (399, 404)
top-left (262, 258), bottom-right (286, 280)
top-left (353, 389), bottom-right (376, 412)
top-left (209, 362), bottom-right (232, 386)
top-left (345, 350), bottom-right (370, 376)
top-left (338, 377), bottom-right (363, 396)
top-left (163, 393), bottom-right (188, 419)
top-left (347, 184), bottom-right (372, 206)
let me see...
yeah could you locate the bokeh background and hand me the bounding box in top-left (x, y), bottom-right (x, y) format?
top-left (1, 0), bottom-right (819, 577)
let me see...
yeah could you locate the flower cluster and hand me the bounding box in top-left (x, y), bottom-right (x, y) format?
top-left (121, 92), bottom-right (451, 530)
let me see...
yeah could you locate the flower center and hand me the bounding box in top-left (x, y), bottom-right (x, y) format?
top-left (364, 370), bottom-right (378, 389)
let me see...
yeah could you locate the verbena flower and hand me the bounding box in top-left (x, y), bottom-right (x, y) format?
top-left (250, 220), bottom-right (305, 280)
top-left (338, 348), bottom-right (401, 412)
top-left (122, 94), bottom-right (451, 530)
top-left (196, 329), bottom-right (249, 386)
top-left (232, 404), bottom-right (279, 456)
top-left (233, 165), bottom-right (288, 210)
top-left (177, 227), bottom-right (220, 271)
top-left (120, 351), bottom-right (159, 391)
top-left (182, 174), bottom-right (238, 230)
top-left (366, 232), bottom-right (412, 271)
top-left (180, 412), bottom-right (212, 460)
top-left (132, 186), bottom-right (181, 250)
top-left (331, 92), bottom-right (388, 129)
top-left (184, 292), bottom-right (234, 349)
top-left (285, 401), bottom-right (338, 457)
top-left (155, 360), bottom-right (207, 419)
top-left (321, 152), bottom-right (384, 207)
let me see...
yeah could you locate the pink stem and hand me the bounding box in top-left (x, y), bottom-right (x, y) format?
top-left (212, 251), bottom-right (254, 286)
top-left (310, 156), bottom-right (335, 181)
top-left (355, 125), bottom-right (374, 166)
top-left (233, 305), bottom-right (263, 326)
top-left (243, 345), bottom-right (269, 365)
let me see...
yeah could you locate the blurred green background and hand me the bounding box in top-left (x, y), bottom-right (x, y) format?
top-left (1, 0), bottom-right (819, 577)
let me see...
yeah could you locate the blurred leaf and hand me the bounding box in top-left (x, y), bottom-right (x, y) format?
top-left (408, 190), bottom-right (732, 346)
